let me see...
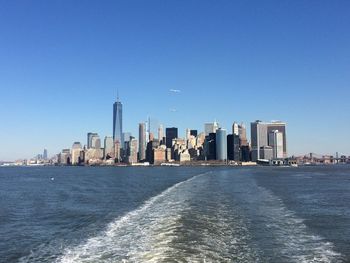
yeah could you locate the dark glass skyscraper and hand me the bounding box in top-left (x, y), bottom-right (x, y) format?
top-left (165, 127), bottom-right (178, 148)
top-left (190, 130), bottom-right (198, 137)
top-left (113, 96), bottom-right (123, 148)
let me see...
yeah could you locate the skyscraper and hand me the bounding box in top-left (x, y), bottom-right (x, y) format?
top-left (43, 149), bottom-right (48, 160)
top-left (216, 128), bottom-right (227, 161)
top-left (71, 142), bottom-right (82, 165)
top-left (113, 96), bottom-right (123, 148)
top-left (267, 121), bottom-right (287, 157)
top-left (227, 134), bottom-right (240, 161)
top-left (104, 136), bottom-right (114, 159)
top-left (251, 120), bottom-right (287, 161)
top-left (87, 132), bottom-right (98, 149)
top-left (238, 123), bottom-right (248, 146)
top-left (204, 121), bottom-right (219, 136)
top-left (127, 138), bottom-right (138, 164)
top-left (268, 130), bottom-right (284, 159)
top-left (166, 127), bottom-right (178, 148)
top-left (204, 133), bottom-right (216, 160)
top-left (190, 130), bottom-right (198, 137)
top-left (232, 122), bottom-right (239, 135)
top-left (91, 134), bottom-right (101, 149)
top-left (158, 124), bottom-right (164, 143)
top-left (250, 120), bottom-right (268, 161)
top-left (138, 123), bottom-right (146, 161)
top-left (186, 128), bottom-right (191, 140)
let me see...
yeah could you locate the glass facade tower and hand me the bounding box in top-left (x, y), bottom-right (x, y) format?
top-left (113, 97), bottom-right (123, 148)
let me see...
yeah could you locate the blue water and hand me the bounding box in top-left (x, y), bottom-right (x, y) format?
top-left (0, 166), bottom-right (349, 262)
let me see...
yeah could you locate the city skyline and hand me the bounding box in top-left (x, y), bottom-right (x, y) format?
top-left (1, 1), bottom-right (350, 160)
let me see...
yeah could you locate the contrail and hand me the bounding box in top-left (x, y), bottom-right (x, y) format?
top-left (169, 89), bottom-right (181, 93)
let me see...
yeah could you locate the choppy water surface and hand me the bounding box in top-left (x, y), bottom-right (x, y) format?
top-left (0, 166), bottom-right (349, 262)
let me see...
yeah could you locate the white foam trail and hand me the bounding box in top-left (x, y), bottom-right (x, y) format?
top-left (57, 172), bottom-right (209, 263)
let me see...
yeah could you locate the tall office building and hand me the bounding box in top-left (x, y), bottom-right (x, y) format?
top-left (232, 122), bottom-right (239, 135)
top-left (122, 132), bottom-right (131, 149)
top-left (205, 133), bottom-right (216, 160)
top-left (158, 124), bottom-right (164, 143)
top-left (91, 134), bottom-right (101, 149)
top-left (204, 121), bottom-right (219, 136)
top-left (267, 121), bottom-right (287, 157)
top-left (190, 130), bottom-right (198, 137)
top-left (104, 136), bottom-right (114, 159)
top-left (127, 138), bottom-right (138, 164)
top-left (238, 123), bottom-right (248, 146)
top-left (186, 128), bottom-right (191, 140)
top-left (87, 132), bottom-right (98, 149)
top-left (138, 123), bottom-right (146, 161)
top-left (268, 130), bottom-right (284, 159)
top-left (227, 134), bottom-right (240, 161)
top-left (114, 140), bottom-right (121, 162)
top-left (216, 128), bottom-right (227, 161)
top-left (43, 149), bottom-right (48, 160)
top-left (113, 96), bottom-right (123, 148)
top-left (71, 142), bottom-right (82, 165)
top-left (250, 120), bottom-right (268, 161)
top-left (251, 120), bottom-right (287, 161)
top-left (166, 127), bottom-right (178, 148)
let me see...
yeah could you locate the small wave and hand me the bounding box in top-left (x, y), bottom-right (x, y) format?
top-left (253, 186), bottom-right (343, 262)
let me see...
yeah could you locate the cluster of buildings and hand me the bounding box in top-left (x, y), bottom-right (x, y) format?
top-left (2, 96), bottom-right (349, 167)
top-left (55, 97), bottom-right (291, 166)
top-left (1, 96), bottom-right (349, 167)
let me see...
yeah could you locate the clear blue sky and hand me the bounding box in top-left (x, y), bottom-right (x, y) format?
top-left (1, 0), bottom-right (349, 160)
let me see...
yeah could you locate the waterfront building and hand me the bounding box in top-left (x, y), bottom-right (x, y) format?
top-left (204, 121), bottom-right (219, 136)
top-left (250, 120), bottom-right (269, 161)
top-left (227, 134), bottom-right (240, 161)
top-left (84, 148), bottom-right (103, 164)
top-left (87, 132), bottom-right (98, 149)
top-left (179, 149), bottom-right (191, 162)
top-left (114, 140), bottom-right (121, 162)
top-left (251, 120), bottom-right (287, 160)
top-left (166, 127), bottom-right (178, 148)
top-left (267, 121), bottom-right (287, 158)
top-left (205, 132), bottom-right (216, 160)
top-left (138, 123), bottom-right (146, 161)
top-left (113, 96), bottom-right (123, 148)
top-left (259, 146), bottom-right (273, 160)
top-left (71, 142), bottom-right (82, 165)
top-left (241, 145), bottom-right (251, 162)
top-left (146, 139), bottom-right (160, 163)
top-left (58, 149), bottom-right (71, 165)
top-left (127, 138), bottom-right (138, 164)
top-left (216, 128), bottom-right (227, 161)
top-left (268, 130), bottom-right (284, 159)
top-left (104, 136), bottom-right (114, 159)
top-left (153, 145), bottom-right (166, 165)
